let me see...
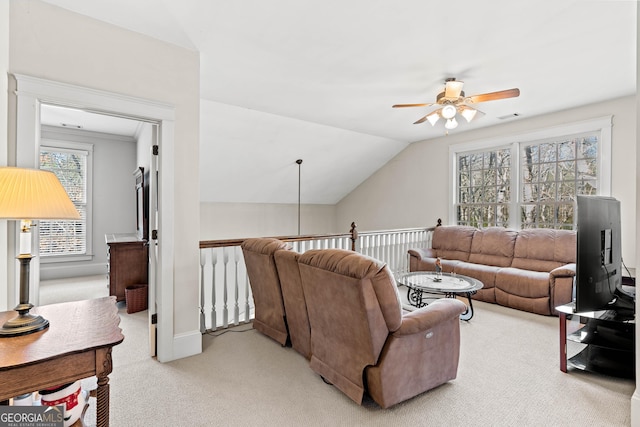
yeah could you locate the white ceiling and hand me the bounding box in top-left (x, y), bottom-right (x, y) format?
top-left (39, 0), bottom-right (637, 204)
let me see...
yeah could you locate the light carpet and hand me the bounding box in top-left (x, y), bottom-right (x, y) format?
top-left (40, 278), bottom-right (634, 426)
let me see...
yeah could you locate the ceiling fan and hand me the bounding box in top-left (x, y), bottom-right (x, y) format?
top-left (392, 78), bottom-right (520, 131)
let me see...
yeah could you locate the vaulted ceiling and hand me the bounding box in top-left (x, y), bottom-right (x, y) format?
top-left (40, 0), bottom-right (636, 204)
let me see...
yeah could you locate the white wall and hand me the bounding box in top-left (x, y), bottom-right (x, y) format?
top-left (137, 122), bottom-right (153, 172)
top-left (337, 96), bottom-right (637, 270)
top-left (199, 97), bottom-right (637, 265)
top-left (7, 0), bottom-right (200, 359)
top-left (39, 126), bottom-right (137, 280)
top-left (200, 202), bottom-right (338, 240)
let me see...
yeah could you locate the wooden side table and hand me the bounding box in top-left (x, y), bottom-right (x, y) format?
top-left (0, 297), bottom-right (124, 427)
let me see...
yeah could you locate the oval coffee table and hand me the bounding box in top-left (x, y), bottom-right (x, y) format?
top-left (397, 272), bottom-right (483, 320)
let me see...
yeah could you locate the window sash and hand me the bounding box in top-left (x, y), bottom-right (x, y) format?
top-left (450, 117), bottom-right (612, 229)
top-left (39, 143), bottom-right (91, 257)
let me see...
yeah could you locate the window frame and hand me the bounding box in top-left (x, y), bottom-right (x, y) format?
top-left (39, 139), bottom-right (94, 263)
top-left (448, 116), bottom-right (613, 228)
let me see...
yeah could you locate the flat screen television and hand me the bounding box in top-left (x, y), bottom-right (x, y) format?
top-left (574, 195), bottom-right (632, 314)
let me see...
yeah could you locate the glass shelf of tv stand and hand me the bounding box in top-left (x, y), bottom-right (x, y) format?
top-left (556, 302), bottom-right (635, 379)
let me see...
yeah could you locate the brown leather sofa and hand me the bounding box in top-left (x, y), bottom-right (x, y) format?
top-left (408, 226), bottom-right (576, 315)
top-left (298, 248), bottom-right (467, 408)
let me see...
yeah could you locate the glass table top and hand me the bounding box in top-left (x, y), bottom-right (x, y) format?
top-left (397, 272), bottom-right (483, 293)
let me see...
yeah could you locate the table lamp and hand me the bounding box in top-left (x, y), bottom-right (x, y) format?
top-left (0, 167), bottom-right (80, 337)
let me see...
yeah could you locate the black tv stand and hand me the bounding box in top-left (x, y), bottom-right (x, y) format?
top-left (557, 302), bottom-right (635, 379)
top-left (607, 286), bottom-right (636, 313)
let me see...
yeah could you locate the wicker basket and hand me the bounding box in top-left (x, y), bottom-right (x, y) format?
top-left (125, 284), bottom-right (148, 314)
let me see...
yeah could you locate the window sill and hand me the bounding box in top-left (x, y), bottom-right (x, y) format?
top-left (40, 254), bottom-right (93, 264)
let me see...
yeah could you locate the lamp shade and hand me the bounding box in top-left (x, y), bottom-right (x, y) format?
top-left (445, 117), bottom-right (458, 130)
top-left (0, 167), bottom-right (80, 220)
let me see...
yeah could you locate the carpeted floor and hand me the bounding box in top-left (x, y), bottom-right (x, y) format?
top-left (39, 275), bottom-right (109, 306)
top-left (39, 278), bottom-right (635, 426)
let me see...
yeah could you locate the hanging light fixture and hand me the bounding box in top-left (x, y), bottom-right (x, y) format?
top-left (441, 104), bottom-right (457, 120)
top-left (394, 77), bottom-right (521, 135)
top-left (445, 117), bottom-right (458, 130)
top-left (460, 105), bottom-right (478, 123)
top-left (426, 111), bottom-right (440, 126)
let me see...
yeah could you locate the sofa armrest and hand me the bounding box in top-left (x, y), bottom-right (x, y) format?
top-left (549, 263), bottom-right (576, 313)
top-left (394, 299), bottom-right (466, 336)
top-left (408, 247), bottom-right (436, 260)
top-left (550, 263), bottom-right (576, 278)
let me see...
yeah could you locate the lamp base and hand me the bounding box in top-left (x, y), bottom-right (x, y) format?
top-left (0, 308), bottom-right (49, 337)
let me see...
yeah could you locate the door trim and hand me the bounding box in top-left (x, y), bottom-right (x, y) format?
top-left (13, 74), bottom-right (176, 362)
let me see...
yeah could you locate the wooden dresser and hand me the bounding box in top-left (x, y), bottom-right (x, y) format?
top-left (105, 233), bottom-right (148, 302)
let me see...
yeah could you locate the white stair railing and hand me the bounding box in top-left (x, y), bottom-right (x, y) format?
top-left (198, 222), bottom-right (438, 331)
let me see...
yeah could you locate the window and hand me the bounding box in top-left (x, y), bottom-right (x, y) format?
top-left (457, 147), bottom-right (511, 228)
top-left (451, 117), bottom-right (612, 229)
top-left (39, 141), bottom-right (93, 258)
top-left (520, 132), bottom-right (598, 229)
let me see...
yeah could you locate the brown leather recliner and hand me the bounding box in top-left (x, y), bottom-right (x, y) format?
top-left (241, 238), bottom-right (290, 345)
top-left (274, 249), bottom-right (311, 359)
top-left (298, 248), bottom-right (467, 408)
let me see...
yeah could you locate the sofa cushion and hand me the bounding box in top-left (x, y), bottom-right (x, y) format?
top-left (511, 229), bottom-right (576, 272)
top-left (453, 262), bottom-right (499, 303)
top-left (432, 225), bottom-right (476, 261)
top-left (495, 288), bottom-right (551, 315)
top-left (495, 267), bottom-right (551, 299)
top-left (468, 227), bottom-right (517, 267)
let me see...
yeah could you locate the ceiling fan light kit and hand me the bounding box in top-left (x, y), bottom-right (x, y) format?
top-left (441, 104), bottom-right (457, 119)
top-left (460, 106), bottom-right (477, 123)
top-left (393, 78), bottom-right (520, 134)
top-left (445, 117), bottom-right (458, 130)
top-left (426, 112), bottom-right (440, 126)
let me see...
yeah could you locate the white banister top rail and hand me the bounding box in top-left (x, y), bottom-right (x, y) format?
top-left (199, 220), bottom-right (441, 250)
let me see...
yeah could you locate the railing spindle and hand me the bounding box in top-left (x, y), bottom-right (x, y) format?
top-left (244, 272), bottom-right (251, 323)
top-left (210, 248), bottom-right (218, 331)
top-left (222, 247), bottom-right (229, 329)
top-left (199, 248), bottom-right (207, 333)
top-left (234, 246), bottom-right (240, 326)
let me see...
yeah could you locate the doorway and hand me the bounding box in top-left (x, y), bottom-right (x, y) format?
top-left (13, 74), bottom-right (175, 361)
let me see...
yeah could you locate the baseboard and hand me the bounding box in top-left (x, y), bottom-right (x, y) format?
top-left (40, 262), bottom-right (106, 280)
top-left (631, 390), bottom-right (640, 426)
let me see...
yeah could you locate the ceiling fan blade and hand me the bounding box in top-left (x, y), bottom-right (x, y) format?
top-left (413, 108), bottom-right (442, 125)
top-left (413, 113), bottom-right (431, 124)
top-left (392, 103), bottom-right (433, 108)
top-left (466, 88), bottom-right (520, 104)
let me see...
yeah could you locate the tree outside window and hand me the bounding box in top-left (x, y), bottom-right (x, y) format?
top-left (39, 146), bottom-right (88, 256)
top-left (520, 133), bottom-right (598, 229)
top-left (455, 131), bottom-right (600, 230)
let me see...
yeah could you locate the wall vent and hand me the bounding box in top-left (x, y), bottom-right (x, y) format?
top-left (497, 113), bottom-right (521, 120)
top-left (61, 123), bottom-right (83, 129)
